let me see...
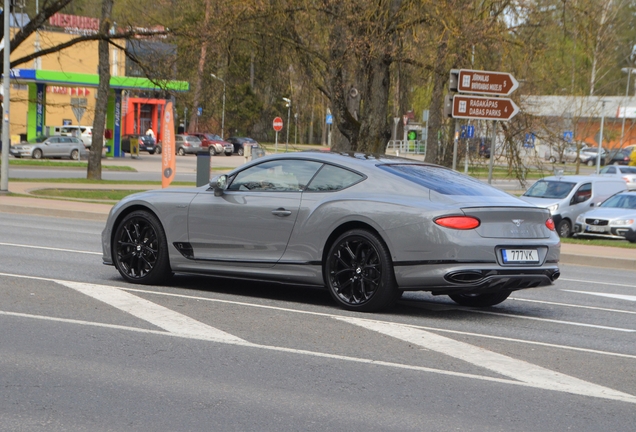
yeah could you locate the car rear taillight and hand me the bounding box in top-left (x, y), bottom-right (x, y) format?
top-left (546, 218), bottom-right (555, 231)
top-left (434, 216), bottom-right (480, 230)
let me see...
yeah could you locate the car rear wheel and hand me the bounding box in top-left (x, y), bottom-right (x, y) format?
top-left (548, 156), bottom-right (556, 163)
top-left (449, 291), bottom-right (511, 307)
top-left (148, 150), bottom-right (156, 155)
top-left (238, 148), bottom-right (244, 156)
top-left (587, 159), bottom-right (594, 166)
top-left (557, 219), bottom-right (571, 237)
top-left (70, 149), bottom-right (79, 160)
top-left (156, 146), bottom-right (162, 154)
top-left (113, 210), bottom-right (171, 285)
top-left (32, 148), bottom-right (43, 159)
top-left (177, 147), bottom-right (186, 156)
top-left (325, 229), bottom-right (398, 312)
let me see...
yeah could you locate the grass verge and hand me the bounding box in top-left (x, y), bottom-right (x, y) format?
top-left (9, 159), bottom-right (136, 171)
top-left (30, 189), bottom-right (143, 201)
top-left (561, 237), bottom-right (636, 249)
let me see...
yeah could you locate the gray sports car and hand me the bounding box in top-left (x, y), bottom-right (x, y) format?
top-left (573, 191), bottom-right (636, 242)
top-left (102, 151), bottom-right (561, 312)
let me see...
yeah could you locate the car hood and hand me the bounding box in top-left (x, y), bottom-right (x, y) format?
top-left (518, 196), bottom-right (562, 208)
top-left (580, 207), bottom-right (636, 220)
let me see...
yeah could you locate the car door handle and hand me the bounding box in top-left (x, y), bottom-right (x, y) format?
top-left (272, 208), bottom-right (292, 217)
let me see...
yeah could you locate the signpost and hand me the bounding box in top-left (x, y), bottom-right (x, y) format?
top-left (449, 68), bottom-right (520, 182)
top-left (273, 116), bottom-right (283, 153)
top-left (456, 69), bottom-right (519, 96)
top-left (451, 95), bottom-right (519, 121)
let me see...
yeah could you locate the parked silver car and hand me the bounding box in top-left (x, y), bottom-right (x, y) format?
top-left (9, 136), bottom-right (85, 160)
top-left (102, 152), bottom-right (560, 312)
top-left (573, 191), bottom-right (636, 242)
top-left (598, 165), bottom-right (636, 190)
top-left (174, 134), bottom-right (202, 155)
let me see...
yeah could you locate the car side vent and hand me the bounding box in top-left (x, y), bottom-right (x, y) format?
top-left (173, 242), bottom-right (194, 259)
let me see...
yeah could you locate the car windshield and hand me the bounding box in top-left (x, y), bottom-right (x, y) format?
top-left (523, 180), bottom-right (575, 199)
top-left (600, 194), bottom-right (636, 209)
top-left (379, 164), bottom-right (510, 196)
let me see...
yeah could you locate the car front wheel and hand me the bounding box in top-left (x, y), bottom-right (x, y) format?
top-left (238, 148), bottom-right (244, 156)
top-left (225, 151), bottom-right (232, 156)
top-left (324, 229), bottom-right (398, 312)
top-left (112, 210), bottom-right (172, 285)
top-left (449, 291), bottom-right (511, 307)
top-left (557, 219), bottom-right (571, 237)
top-left (32, 148), bottom-right (43, 159)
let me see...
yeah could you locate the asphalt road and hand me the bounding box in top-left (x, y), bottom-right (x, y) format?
top-left (0, 212), bottom-right (635, 431)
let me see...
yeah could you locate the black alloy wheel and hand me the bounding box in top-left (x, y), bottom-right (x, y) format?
top-left (449, 291), bottom-right (511, 307)
top-left (113, 210), bottom-right (171, 284)
top-left (325, 229), bottom-right (398, 312)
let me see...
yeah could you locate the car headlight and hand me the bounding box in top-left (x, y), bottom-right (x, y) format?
top-left (547, 203), bottom-right (559, 214)
top-left (611, 219), bottom-right (634, 226)
top-left (576, 214), bottom-right (585, 223)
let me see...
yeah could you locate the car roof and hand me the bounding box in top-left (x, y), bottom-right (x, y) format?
top-left (540, 174), bottom-right (624, 183)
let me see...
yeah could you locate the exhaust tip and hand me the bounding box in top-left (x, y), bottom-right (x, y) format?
top-left (551, 270), bottom-right (561, 281)
top-left (445, 270), bottom-right (485, 284)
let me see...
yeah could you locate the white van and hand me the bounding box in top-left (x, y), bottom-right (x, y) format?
top-left (48, 125), bottom-right (94, 148)
top-left (520, 175), bottom-right (627, 237)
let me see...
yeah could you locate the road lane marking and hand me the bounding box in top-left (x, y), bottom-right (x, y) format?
top-left (335, 316), bottom-right (636, 404)
top-left (561, 290), bottom-right (636, 302)
top-left (0, 242), bottom-right (101, 255)
top-left (56, 280), bottom-right (245, 343)
top-left (509, 297), bottom-right (636, 315)
top-left (2, 272), bottom-right (633, 359)
top-left (2, 272), bottom-right (636, 403)
top-left (470, 310), bottom-right (636, 332)
top-left (561, 277), bottom-right (636, 289)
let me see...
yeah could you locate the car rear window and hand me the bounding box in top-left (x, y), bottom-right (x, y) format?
top-left (379, 164), bottom-right (509, 196)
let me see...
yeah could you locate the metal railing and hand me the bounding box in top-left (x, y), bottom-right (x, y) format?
top-left (386, 140), bottom-right (426, 155)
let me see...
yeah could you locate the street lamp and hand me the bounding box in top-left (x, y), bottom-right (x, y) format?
top-left (282, 97), bottom-right (291, 152)
top-left (597, 100), bottom-right (607, 175)
top-left (619, 67), bottom-right (636, 150)
top-left (210, 73), bottom-right (226, 139)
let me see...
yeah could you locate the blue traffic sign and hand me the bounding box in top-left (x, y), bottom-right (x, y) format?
top-left (326, 114), bottom-right (333, 125)
top-left (197, 107), bottom-right (202, 116)
top-left (460, 125), bottom-right (474, 139)
top-left (524, 132), bottom-right (535, 148)
top-left (563, 131), bottom-right (573, 142)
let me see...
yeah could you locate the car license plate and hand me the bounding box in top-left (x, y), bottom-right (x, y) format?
top-left (502, 249), bottom-right (539, 264)
top-left (586, 225), bottom-right (606, 233)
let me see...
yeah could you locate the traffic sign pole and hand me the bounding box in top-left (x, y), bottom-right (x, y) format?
top-left (275, 131), bottom-right (278, 153)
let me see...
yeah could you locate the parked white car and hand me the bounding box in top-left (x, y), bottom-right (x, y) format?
top-left (598, 165), bottom-right (636, 190)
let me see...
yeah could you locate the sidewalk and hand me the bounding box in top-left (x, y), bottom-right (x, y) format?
top-left (2, 181), bottom-right (636, 270)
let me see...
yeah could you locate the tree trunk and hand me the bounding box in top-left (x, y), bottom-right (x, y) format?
top-left (358, 55), bottom-right (391, 153)
top-left (87, 0), bottom-right (114, 180)
top-left (425, 31), bottom-right (449, 165)
top-left (188, 0), bottom-right (211, 133)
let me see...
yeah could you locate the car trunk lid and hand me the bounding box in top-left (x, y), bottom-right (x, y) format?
top-left (462, 206), bottom-right (552, 239)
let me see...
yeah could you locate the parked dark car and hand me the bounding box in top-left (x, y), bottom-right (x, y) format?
top-left (226, 136), bottom-right (260, 156)
top-left (121, 134), bottom-right (159, 155)
top-left (605, 149), bottom-right (632, 166)
top-left (479, 143), bottom-right (490, 158)
top-left (188, 133), bottom-right (233, 156)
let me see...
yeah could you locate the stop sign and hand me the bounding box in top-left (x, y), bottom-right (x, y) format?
top-left (273, 117), bottom-right (283, 131)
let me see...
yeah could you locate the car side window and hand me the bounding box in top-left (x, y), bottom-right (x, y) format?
top-left (305, 164), bottom-right (365, 192)
top-left (574, 183), bottom-right (592, 203)
top-left (228, 160), bottom-right (322, 192)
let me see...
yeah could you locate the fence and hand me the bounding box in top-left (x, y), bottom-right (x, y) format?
top-left (385, 140), bottom-right (426, 155)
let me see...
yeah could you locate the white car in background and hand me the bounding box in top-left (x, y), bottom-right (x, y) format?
top-left (598, 165), bottom-right (636, 190)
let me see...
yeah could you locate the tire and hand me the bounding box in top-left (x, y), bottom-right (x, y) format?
top-left (70, 149), bottom-right (79, 160)
top-left (587, 159), bottom-right (594, 166)
top-left (209, 147), bottom-right (217, 156)
top-left (112, 210), bottom-right (172, 285)
top-left (549, 156), bottom-right (556, 163)
top-left (324, 229), bottom-right (398, 312)
top-left (225, 151), bottom-right (232, 156)
top-left (557, 219), bottom-right (571, 238)
top-left (32, 148), bottom-right (43, 159)
top-left (156, 146), bottom-right (162, 155)
top-left (148, 150), bottom-right (156, 155)
top-left (177, 147), bottom-right (186, 156)
top-left (449, 291), bottom-right (511, 307)
top-left (238, 148), bottom-right (244, 156)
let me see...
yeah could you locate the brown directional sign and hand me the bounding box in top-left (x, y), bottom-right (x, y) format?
top-left (452, 95), bottom-right (519, 121)
top-left (457, 69), bottom-right (519, 96)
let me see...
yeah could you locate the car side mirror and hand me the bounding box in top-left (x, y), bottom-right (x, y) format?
top-left (211, 174), bottom-right (228, 196)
